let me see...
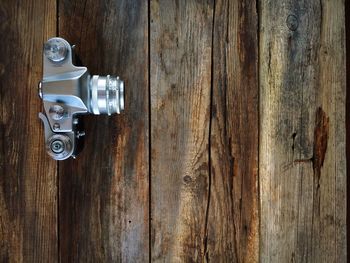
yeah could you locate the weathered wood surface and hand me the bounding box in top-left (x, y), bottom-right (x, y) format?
top-left (259, 0), bottom-right (346, 262)
top-left (150, 0), bottom-right (213, 261)
top-left (347, 1), bottom-right (350, 260)
top-left (58, 0), bottom-right (149, 262)
top-left (208, 0), bottom-right (259, 262)
top-left (0, 0), bottom-right (58, 262)
top-left (0, 0), bottom-right (348, 262)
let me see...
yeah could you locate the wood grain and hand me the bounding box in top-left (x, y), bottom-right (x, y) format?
top-left (259, 0), bottom-right (346, 262)
top-left (150, 0), bottom-right (213, 261)
top-left (58, 0), bottom-right (149, 262)
top-left (346, 0), bottom-right (350, 260)
top-left (207, 0), bottom-right (259, 261)
top-left (0, 0), bottom-right (57, 262)
top-left (0, 0), bottom-right (347, 261)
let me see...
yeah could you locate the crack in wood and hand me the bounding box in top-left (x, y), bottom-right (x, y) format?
top-left (294, 107), bottom-right (329, 181)
top-left (203, 1), bottom-right (216, 261)
top-left (312, 107), bottom-right (329, 181)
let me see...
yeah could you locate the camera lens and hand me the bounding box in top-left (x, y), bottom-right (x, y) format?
top-left (90, 75), bottom-right (124, 115)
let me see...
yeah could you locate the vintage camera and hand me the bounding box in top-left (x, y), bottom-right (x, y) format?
top-left (38, 37), bottom-right (124, 160)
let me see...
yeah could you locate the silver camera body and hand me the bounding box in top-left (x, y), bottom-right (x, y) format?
top-left (38, 37), bottom-right (124, 160)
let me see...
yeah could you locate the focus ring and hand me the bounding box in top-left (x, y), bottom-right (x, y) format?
top-left (89, 75), bottom-right (124, 115)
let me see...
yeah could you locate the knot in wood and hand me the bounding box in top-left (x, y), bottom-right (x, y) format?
top-left (183, 175), bottom-right (193, 184)
top-left (286, 14), bottom-right (299, 31)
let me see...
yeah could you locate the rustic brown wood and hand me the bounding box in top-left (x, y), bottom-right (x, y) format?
top-left (346, 0), bottom-right (350, 260)
top-left (150, 0), bottom-right (213, 261)
top-left (259, 0), bottom-right (346, 262)
top-left (207, 0), bottom-right (259, 261)
top-left (1, 0), bottom-right (348, 261)
top-left (58, 0), bottom-right (149, 262)
top-left (0, 0), bottom-right (57, 262)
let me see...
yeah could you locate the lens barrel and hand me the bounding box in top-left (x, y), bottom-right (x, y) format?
top-left (90, 75), bottom-right (124, 115)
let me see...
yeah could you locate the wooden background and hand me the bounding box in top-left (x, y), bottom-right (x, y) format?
top-left (0, 0), bottom-right (347, 262)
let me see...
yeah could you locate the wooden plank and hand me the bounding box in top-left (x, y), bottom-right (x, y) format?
top-left (259, 0), bottom-right (346, 262)
top-left (207, 0), bottom-right (259, 261)
top-left (0, 0), bottom-right (57, 262)
top-left (150, 0), bottom-right (213, 261)
top-left (346, 0), bottom-right (350, 260)
top-left (58, 0), bottom-right (149, 262)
